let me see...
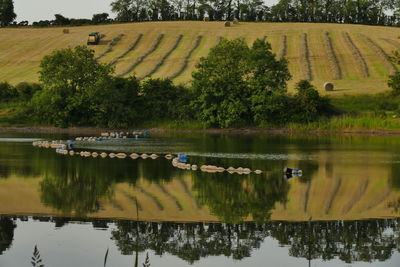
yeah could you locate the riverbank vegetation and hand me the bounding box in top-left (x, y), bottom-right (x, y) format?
top-left (0, 37), bottom-right (399, 131)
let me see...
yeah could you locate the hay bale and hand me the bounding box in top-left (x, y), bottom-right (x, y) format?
top-left (324, 82), bottom-right (334, 91)
top-left (203, 16), bottom-right (210, 22)
top-left (233, 18), bottom-right (239, 24)
top-left (224, 21), bottom-right (231, 27)
top-left (63, 29), bottom-right (69, 34)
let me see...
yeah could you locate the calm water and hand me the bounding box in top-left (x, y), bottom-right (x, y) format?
top-left (0, 132), bottom-right (400, 266)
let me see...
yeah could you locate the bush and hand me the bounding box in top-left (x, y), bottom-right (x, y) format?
top-left (389, 71), bottom-right (400, 96)
top-left (15, 82), bottom-right (42, 101)
top-left (293, 80), bottom-right (335, 122)
top-left (141, 78), bottom-right (194, 121)
top-left (90, 76), bottom-right (142, 128)
top-left (0, 82), bottom-right (17, 102)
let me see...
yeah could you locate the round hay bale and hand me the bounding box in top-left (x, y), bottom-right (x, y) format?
top-left (203, 16), bottom-right (210, 22)
top-left (324, 82), bottom-right (334, 91)
top-left (63, 29), bottom-right (69, 34)
top-left (233, 18), bottom-right (239, 24)
top-left (224, 21), bottom-right (231, 27)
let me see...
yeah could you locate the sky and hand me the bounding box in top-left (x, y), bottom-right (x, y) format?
top-left (14, 0), bottom-right (280, 22)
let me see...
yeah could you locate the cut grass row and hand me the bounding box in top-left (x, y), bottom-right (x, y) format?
top-left (361, 34), bottom-right (396, 75)
top-left (169, 35), bottom-right (203, 79)
top-left (118, 34), bottom-right (164, 76)
top-left (277, 35), bottom-right (287, 59)
top-left (139, 34), bottom-right (183, 79)
top-left (342, 32), bottom-right (369, 78)
top-left (109, 33), bottom-right (143, 65)
top-left (300, 33), bottom-right (313, 81)
top-left (323, 32), bottom-right (342, 80)
top-left (95, 34), bottom-right (125, 60)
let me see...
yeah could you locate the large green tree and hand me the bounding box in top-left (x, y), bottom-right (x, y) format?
top-left (0, 0), bottom-right (16, 27)
top-left (32, 46), bottom-right (114, 127)
top-left (192, 38), bottom-right (290, 128)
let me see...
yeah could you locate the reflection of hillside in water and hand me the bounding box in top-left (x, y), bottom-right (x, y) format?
top-left (0, 135), bottom-right (399, 221)
top-left (1, 215), bottom-right (400, 265)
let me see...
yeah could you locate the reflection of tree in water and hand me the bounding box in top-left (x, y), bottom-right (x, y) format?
top-left (269, 220), bottom-right (400, 263)
top-left (110, 219), bottom-right (400, 264)
top-left (38, 154), bottom-right (179, 217)
top-left (111, 221), bottom-right (269, 264)
top-left (0, 216), bottom-right (16, 255)
top-left (191, 170), bottom-right (289, 223)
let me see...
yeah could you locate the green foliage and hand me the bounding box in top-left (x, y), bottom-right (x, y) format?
top-left (32, 46), bottom-right (114, 127)
top-left (192, 38), bottom-right (291, 128)
top-left (293, 80), bottom-right (334, 122)
top-left (141, 78), bottom-right (194, 121)
top-left (0, 0), bottom-right (16, 27)
top-left (15, 82), bottom-right (42, 101)
top-left (90, 76), bottom-right (142, 128)
top-left (0, 82), bottom-right (17, 102)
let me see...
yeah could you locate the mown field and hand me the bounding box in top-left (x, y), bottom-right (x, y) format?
top-left (1, 21), bottom-right (400, 94)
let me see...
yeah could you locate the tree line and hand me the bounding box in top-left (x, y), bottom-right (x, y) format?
top-left (3, 0), bottom-right (400, 27)
top-left (110, 0), bottom-right (400, 26)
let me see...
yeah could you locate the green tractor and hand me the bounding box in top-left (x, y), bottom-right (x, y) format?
top-left (87, 32), bottom-right (100, 45)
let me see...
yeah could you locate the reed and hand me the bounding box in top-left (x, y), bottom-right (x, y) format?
top-left (361, 34), bottom-right (396, 75)
top-left (140, 34), bottom-right (183, 79)
top-left (299, 33), bottom-right (312, 80)
top-left (342, 32), bottom-right (369, 78)
top-left (323, 32), bottom-right (342, 80)
top-left (168, 35), bottom-right (203, 79)
top-left (118, 34), bottom-right (164, 76)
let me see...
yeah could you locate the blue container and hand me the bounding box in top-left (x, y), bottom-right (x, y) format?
top-left (178, 154), bottom-right (188, 163)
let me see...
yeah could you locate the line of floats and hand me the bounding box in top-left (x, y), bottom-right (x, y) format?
top-left (32, 131), bottom-right (303, 177)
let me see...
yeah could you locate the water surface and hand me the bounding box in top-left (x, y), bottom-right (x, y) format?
top-left (0, 133), bottom-right (399, 266)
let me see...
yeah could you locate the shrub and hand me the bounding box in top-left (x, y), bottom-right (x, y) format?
top-left (141, 78), bottom-right (194, 121)
top-left (0, 82), bottom-right (17, 102)
top-left (15, 82), bottom-right (42, 101)
top-left (293, 80), bottom-right (334, 122)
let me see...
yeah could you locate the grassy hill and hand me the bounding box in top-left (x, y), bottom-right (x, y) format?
top-left (1, 21), bottom-right (400, 94)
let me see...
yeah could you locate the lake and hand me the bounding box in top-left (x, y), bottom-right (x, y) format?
top-left (0, 132), bottom-right (399, 267)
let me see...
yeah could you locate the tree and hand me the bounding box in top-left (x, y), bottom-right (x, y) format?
top-left (0, 0), bottom-right (16, 27)
top-left (53, 14), bottom-right (70, 25)
top-left (192, 37), bottom-right (290, 128)
top-left (192, 38), bottom-right (251, 127)
top-left (293, 80), bottom-right (333, 122)
top-left (389, 51), bottom-right (400, 96)
top-left (32, 46), bottom-right (114, 127)
top-left (92, 13), bottom-right (109, 24)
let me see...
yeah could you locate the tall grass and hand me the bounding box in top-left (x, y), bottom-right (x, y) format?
top-left (287, 115), bottom-right (400, 131)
